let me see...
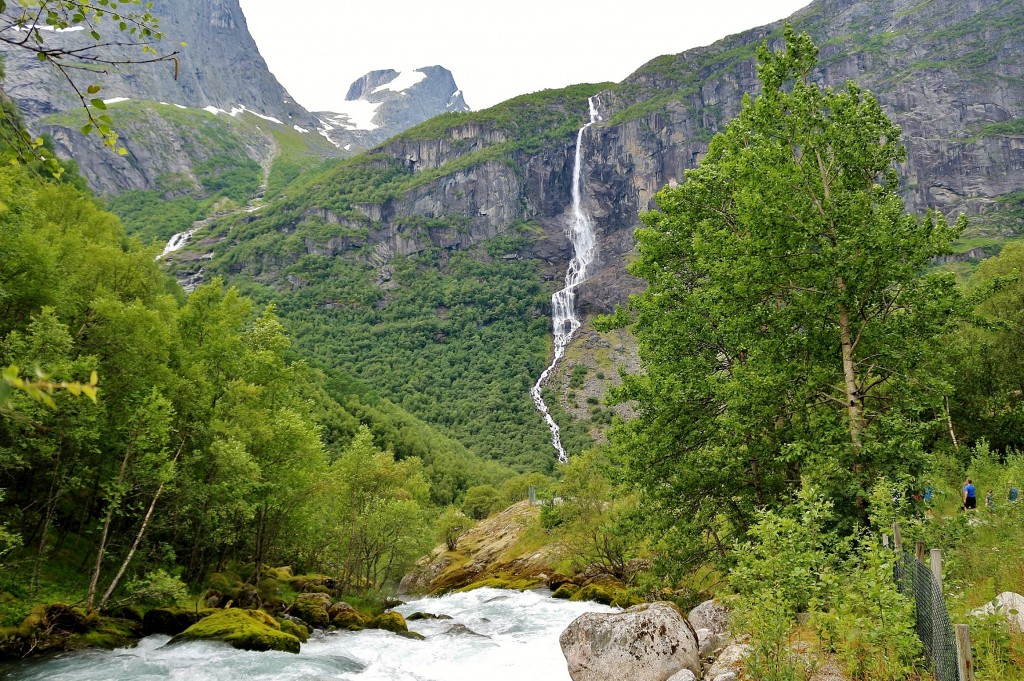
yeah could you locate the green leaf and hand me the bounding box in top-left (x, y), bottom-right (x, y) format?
top-left (90, 98), bottom-right (108, 110)
top-left (81, 124), bottom-right (93, 136)
top-left (87, 84), bottom-right (102, 94)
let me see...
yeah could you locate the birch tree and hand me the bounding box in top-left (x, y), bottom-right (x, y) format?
top-left (612, 26), bottom-right (963, 571)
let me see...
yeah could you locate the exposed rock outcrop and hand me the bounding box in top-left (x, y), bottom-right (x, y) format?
top-left (559, 601), bottom-right (701, 681)
top-left (400, 500), bottom-right (557, 595)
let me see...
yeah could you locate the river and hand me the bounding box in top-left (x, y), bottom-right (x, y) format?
top-left (1, 588), bottom-right (617, 680)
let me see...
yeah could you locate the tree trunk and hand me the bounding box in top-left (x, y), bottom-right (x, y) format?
top-left (836, 286), bottom-right (864, 455)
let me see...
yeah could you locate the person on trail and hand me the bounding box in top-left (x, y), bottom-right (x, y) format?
top-left (1010, 483), bottom-right (1020, 503)
top-left (985, 489), bottom-right (994, 509)
top-left (964, 478), bottom-right (977, 511)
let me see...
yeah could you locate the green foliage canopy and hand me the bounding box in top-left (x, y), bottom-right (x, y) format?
top-left (611, 26), bottom-right (964, 574)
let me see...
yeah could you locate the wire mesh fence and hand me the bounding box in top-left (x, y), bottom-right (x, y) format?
top-left (893, 549), bottom-right (959, 681)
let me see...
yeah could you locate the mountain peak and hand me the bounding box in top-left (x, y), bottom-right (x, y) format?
top-left (317, 65), bottom-right (471, 150)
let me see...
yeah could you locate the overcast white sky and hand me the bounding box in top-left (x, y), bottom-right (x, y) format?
top-left (237, 0), bottom-right (812, 112)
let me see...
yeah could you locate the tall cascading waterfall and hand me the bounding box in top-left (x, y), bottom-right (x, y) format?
top-left (530, 97), bottom-right (601, 463)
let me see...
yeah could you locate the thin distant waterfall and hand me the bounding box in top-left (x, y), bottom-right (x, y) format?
top-left (530, 97), bottom-right (601, 463)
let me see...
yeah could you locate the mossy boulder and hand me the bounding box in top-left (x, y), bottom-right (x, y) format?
top-left (293, 592), bottom-right (331, 629)
top-left (275, 616), bottom-right (310, 643)
top-left (170, 609), bottom-right (300, 653)
top-left (570, 584), bottom-right (615, 606)
top-left (367, 611), bottom-right (409, 634)
top-left (0, 605), bottom-right (141, 659)
top-left (552, 583), bottom-right (580, 599)
top-left (407, 611), bottom-right (453, 621)
top-left (328, 601), bottom-right (367, 631)
top-left (263, 566), bottom-right (293, 582)
top-left (142, 606), bottom-right (213, 636)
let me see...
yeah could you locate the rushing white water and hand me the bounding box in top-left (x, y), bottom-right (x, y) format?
top-left (0, 588), bottom-right (617, 681)
top-left (531, 97), bottom-right (602, 463)
top-left (159, 226), bottom-right (201, 258)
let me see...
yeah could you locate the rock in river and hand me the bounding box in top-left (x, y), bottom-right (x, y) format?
top-left (559, 601), bottom-right (700, 681)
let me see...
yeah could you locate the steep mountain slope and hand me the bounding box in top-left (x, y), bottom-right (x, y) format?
top-left (0, 0), bottom-right (311, 124)
top-left (318, 66), bottom-right (471, 152)
top-left (26, 0), bottom-right (1019, 471)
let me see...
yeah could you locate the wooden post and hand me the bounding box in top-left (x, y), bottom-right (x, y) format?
top-left (931, 548), bottom-right (943, 594)
top-left (882, 534), bottom-right (890, 548)
top-left (916, 540), bottom-right (926, 564)
top-left (956, 623), bottom-right (975, 681)
top-left (893, 522), bottom-right (903, 551)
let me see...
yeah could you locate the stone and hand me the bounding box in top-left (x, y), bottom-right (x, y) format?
top-left (141, 607), bottom-right (213, 636)
top-left (293, 592), bottom-right (331, 629)
top-left (170, 609), bottom-right (301, 653)
top-left (688, 599), bottom-right (731, 638)
top-left (696, 627), bottom-right (724, 657)
top-left (704, 642), bottom-right (751, 680)
top-left (667, 671), bottom-right (697, 681)
top-left (328, 601), bottom-right (367, 630)
top-left (367, 611), bottom-right (409, 634)
top-left (559, 601), bottom-right (700, 681)
top-left (972, 591), bottom-right (1024, 632)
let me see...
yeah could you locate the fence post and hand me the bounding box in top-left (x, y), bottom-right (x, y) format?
top-left (883, 534), bottom-right (890, 549)
top-left (931, 548), bottom-right (943, 594)
top-left (955, 624), bottom-right (974, 681)
top-left (916, 540), bottom-right (926, 564)
top-left (893, 521), bottom-right (903, 551)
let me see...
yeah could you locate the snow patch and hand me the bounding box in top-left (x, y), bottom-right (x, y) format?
top-left (102, 97), bottom-right (130, 105)
top-left (344, 144), bottom-right (352, 150)
top-left (293, 124), bottom-right (309, 133)
top-left (10, 24), bottom-right (85, 33)
top-left (202, 105), bottom-right (284, 125)
top-left (322, 101), bottom-right (380, 131)
top-left (371, 69), bottom-right (426, 94)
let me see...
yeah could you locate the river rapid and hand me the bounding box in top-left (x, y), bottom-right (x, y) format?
top-left (1, 588), bottom-right (617, 681)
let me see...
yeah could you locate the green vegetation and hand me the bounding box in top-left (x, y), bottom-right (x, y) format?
top-left (209, 225), bottom-right (581, 470)
top-left (0, 94), bottom-right (509, 651)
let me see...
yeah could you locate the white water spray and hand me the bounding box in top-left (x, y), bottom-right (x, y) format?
top-left (530, 97), bottom-right (601, 463)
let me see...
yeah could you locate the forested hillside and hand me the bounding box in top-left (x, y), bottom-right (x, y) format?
top-left (0, 80), bottom-right (512, 633)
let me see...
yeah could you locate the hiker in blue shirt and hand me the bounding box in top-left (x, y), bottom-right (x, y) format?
top-left (1010, 483), bottom-right (1019, 503)
top-left (964, 478), bottom-right (977, 511)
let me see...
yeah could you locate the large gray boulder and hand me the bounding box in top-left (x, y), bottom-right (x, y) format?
top-left (704, 642), bottom-right (751, 680)
top-left (560, 602), bottom-right (700, 681)
top-left (972, 591), bottom-right (1024, 631)
top-left (688, 599), bottom-right (731, 637)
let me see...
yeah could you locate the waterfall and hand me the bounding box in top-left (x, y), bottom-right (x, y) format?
top-left (530, 97), bottom-right (601, 463)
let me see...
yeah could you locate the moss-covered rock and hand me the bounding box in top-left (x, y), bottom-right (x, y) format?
top-left (367, 611), bottom-right (409, 634)
top-left (407, 611), bottom-right (453, 621)
top-left (263, 566), bottom-right (293, 582)
top-left (570, 584), bottom-right (615, 606)
top-left (142, 606), bottom-right (213, 636)
top-left (552, 583), bottom-right (580, 599)
top-left (170, 609), bottom-right (300, 653)
top-left (328, 601), bottom-right (367, 630)
top-left (275, 616), bottom-right (310, 643)
top-left (293, 592), bottom-right (331, 629)
top-left (0, 605), bottom-right (141, 659)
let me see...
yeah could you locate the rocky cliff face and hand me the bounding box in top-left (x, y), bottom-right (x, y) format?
top-left (0, 0), bottom-right (314, 127)
top-left (317, 66), bottom-right (471, 152)
top-left (301, 0), bottom-right (1024, 315)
